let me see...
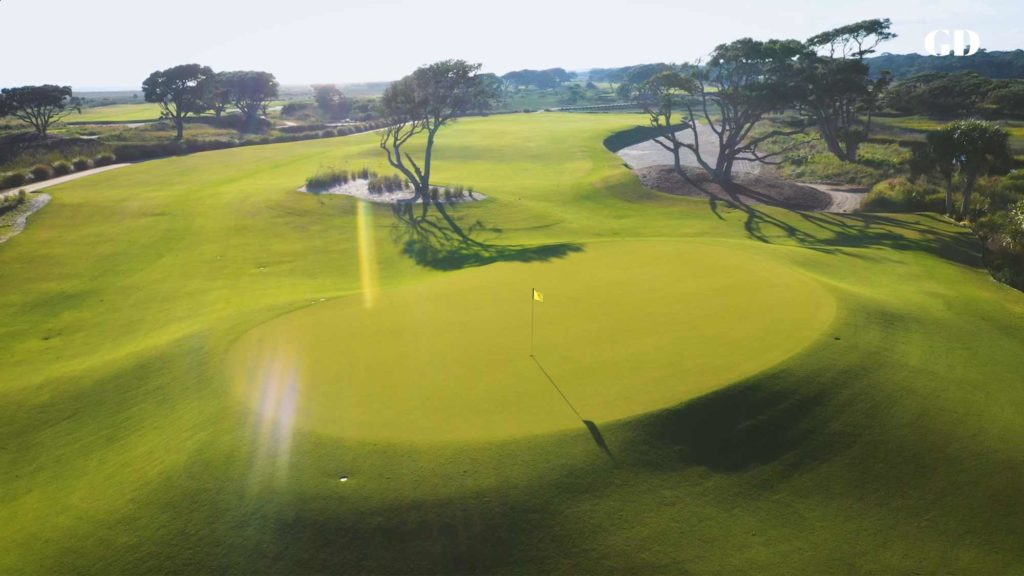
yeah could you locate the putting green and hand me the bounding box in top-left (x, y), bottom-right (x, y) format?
top-left (229, 239), bottom-right (835, 442)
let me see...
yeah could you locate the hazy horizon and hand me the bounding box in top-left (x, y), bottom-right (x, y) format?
top-left (2, 0), bottom-right (1022, 91)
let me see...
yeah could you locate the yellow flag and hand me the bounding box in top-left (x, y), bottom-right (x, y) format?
top-left (533, 289), bottom-right (544, 303)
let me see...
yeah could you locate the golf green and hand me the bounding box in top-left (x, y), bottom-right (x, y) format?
top-left (230, 240), bottom-right (834, 442)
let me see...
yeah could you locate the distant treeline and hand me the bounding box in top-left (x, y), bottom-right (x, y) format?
top-left (867, 50), bottom-right (1024, 79)
top-left (500, 68), bottom-right (574, 90)
top-left (588, 63), bottom-right (671, 86)
top-left (884, 72), bottom-right (1024, 118)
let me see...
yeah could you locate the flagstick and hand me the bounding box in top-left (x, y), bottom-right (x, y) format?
top-left (530, 288), bottom-right (535, 357)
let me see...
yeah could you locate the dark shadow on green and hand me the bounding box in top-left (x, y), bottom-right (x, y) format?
top-left (602, 124), bottom-right (687, 153)
top-left (689, 178), bottom-right (982, 268)
top-left (391, 207), bottom-right (583, 271)
top-left (630, 380), bottom-right (827, 473)
top-left (583, 420), bottom-right (616, 464)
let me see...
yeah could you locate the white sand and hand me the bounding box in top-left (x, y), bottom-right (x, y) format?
top-left (300, 179), bottom-right (487, 205)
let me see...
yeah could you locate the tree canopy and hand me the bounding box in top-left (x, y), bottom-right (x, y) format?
top-left (619, 70), bottom-right (699, 175)
top-left (312, 84), bottom-right (352, 121)
top-left (219, 71), bottom-right (279, 131)
top-left (687, 38), bottom-right (808, 181)
top-left (0, 85), bottom-right (81, 138)
top-left (920, 120), bottom-right (1012, 218)
top-left (799, 18), bottom-right (896, 161)
top-left (866, 49), bottom-right (1024, 80)
top-left (883, 72), bottom-right (1024, 118)
top-left (142, 64), bottom-right (216, 140)
top-left (501, 68), bottom-right (574, 90)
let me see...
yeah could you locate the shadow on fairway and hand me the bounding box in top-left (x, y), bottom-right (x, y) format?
top-left (629, 379), bottom-right (829, 473)
top-left (392, 209), bottom-right (584, 271)
top-left (695, 178), bottom-right (983, 268)
top-left (583, 420), bottom-right (616, 463)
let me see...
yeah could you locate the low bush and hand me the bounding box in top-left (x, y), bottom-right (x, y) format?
top-left (306, 167), bottom-right (351, 192)
top-left (1, 172), bottom-right (28, 189)
top-left (30, 164), bottom-right (54, 182)
top-left (862, 177), bottom-right (947, 213)
top-left (93, 153), bottom-right (117, 167)
top-left (367, 174), bottom-right (404, 194)
top-left (72, 157), bottom-right (92, 171)
top-left (782, 153), bottom-right (886, 186)
top-left (52, 161), bottom-right (73, 176)
top-left (279, 123), bottom-right (329, 134)
top-left (111, 143), bottom-right (174, 162)
top-left (0, 189), bottom-right (27, 215)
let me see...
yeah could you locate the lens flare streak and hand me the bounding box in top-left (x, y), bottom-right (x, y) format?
top-left (247, 347), bottom-right (301, 487)
top-left (356, 201), bottom-right (380, 309)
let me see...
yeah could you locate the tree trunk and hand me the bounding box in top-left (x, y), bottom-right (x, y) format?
top-left (175, 116), bottom-right (184, 140)
top-left (845, 139), bottom-right (859, 162)
top-left (944, 179), bottom-right (954, 216)
top-left (960, 174), bottom-right (977, 220)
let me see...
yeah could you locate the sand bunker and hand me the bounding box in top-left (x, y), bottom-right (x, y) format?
top-left (301, 179), bottom-right (488, 205)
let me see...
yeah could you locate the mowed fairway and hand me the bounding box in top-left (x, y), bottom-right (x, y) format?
top-left (1, 113), bottom-right (1023, 574)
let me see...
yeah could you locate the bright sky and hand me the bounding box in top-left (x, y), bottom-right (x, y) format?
top-left (1, 0), bottom-right (1021, 90)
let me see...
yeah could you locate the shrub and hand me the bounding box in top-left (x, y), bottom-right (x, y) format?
top-left (862, 177), bottom-right (946, 213)
top-left (1, 172), bottom-right (28, 189)
top-left (93, 153), bottom-right (117, 167)
top-left (306, 167), bottom-right (350, 192)
top-left (72, 157), bottom-right (92, 171)
top-left (367, 174), bottom-right (403, 194)
top-left (0, 189), bottom-right (27, 215)
top-left (52, 161), bottom-right (73, 176)
top-left (782, 153), bottom-right (885, 186)
top-left (30, 165), bottom-right (54, 182)
top-left (279, 123), bottom-right (328, 134)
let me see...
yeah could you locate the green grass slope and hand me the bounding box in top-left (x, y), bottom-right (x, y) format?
top-left (1, 113), bottom-right (1022, 574)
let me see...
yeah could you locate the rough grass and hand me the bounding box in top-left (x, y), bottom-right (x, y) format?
top-left (1, 113), bottom-right (1023, 574)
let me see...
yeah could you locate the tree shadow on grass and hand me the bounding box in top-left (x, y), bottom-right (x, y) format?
top-left (693, 177), bottom-right (982, 268)
top-left (629, 379), bottom-right (830, 473)
top-left (391, 205), bottom-right (583, 271)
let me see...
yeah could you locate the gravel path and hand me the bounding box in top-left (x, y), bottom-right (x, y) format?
top-left (617, 129), bottom-right (867, 213)
top-left (0, 163), bottom-right (131, 196)
top-left (801, 183), bottom-right (869, 214)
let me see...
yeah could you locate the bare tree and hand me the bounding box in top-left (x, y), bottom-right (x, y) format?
top-left (621, 70), bottom-right (698, 177)
top-left (673, 39), bottom-right (807, 183)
